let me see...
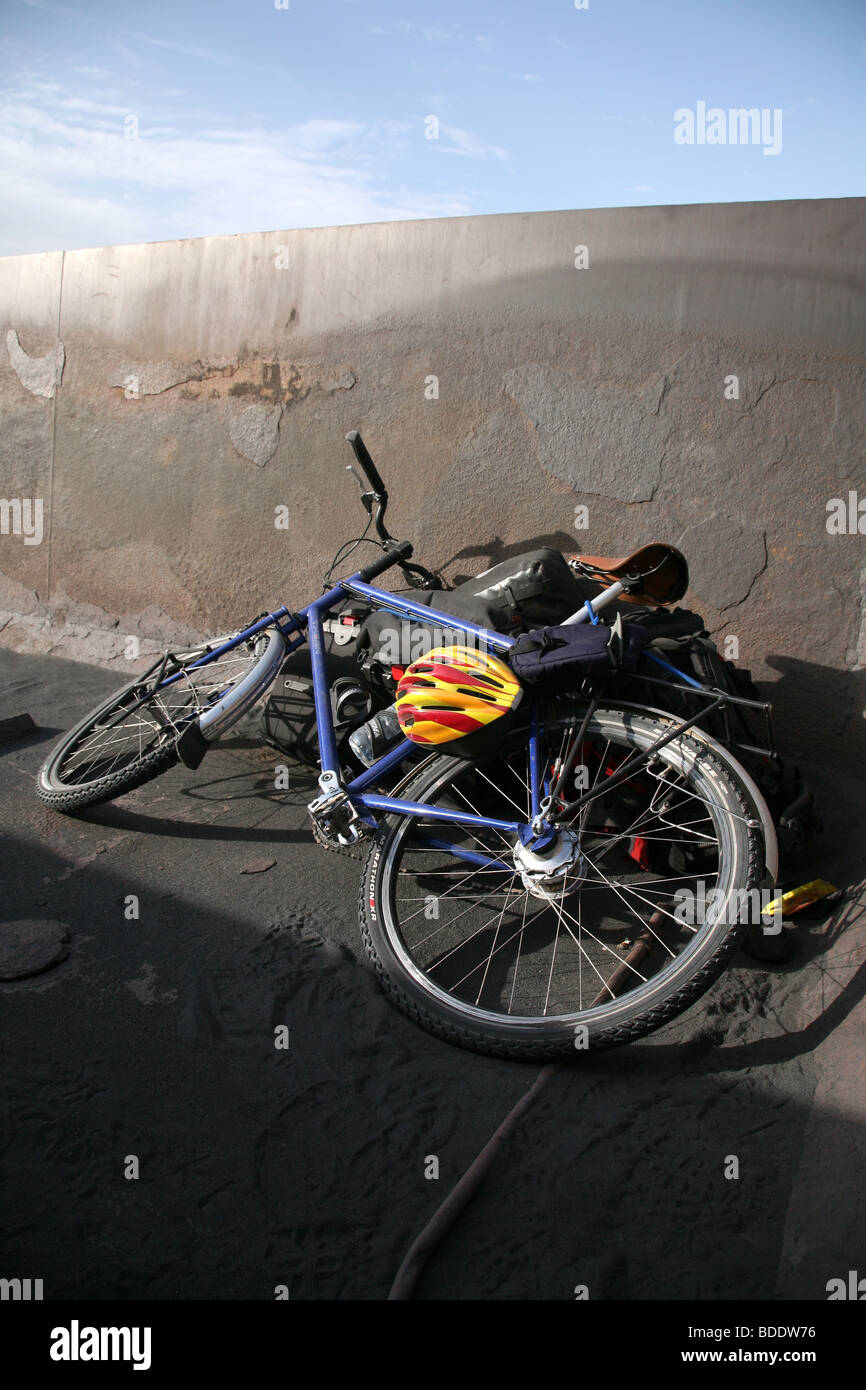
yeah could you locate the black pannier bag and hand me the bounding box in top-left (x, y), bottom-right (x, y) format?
top-left (260, 600), bottom-right (373, 766)
top-left (616, 606), bottom-right (769, 753)
top-left (433, 547), bottom-right (593, 631)
top-left (615, 606), bottom-right (822, 860)
top-left (356, 547), bottom-right (598, 691)
top-left (507, 605), bottom-right (820, 865)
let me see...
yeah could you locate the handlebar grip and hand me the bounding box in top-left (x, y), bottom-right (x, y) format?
top-left (345, 430), bottom-right (387, 497)
top-left (356, 541), bottom-right (414, 584)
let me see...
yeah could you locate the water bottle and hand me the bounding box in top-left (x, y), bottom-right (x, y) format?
top-left (348, 703), bottom-right (403, 768)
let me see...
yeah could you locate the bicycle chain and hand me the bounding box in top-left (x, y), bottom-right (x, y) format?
top-left (311, 818), bottom-right (367, 859)
top-left (309, 750), bottom-right (430, 860)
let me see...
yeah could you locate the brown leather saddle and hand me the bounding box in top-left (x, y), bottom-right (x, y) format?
top-left (574, 543), bottom-right (689, 606)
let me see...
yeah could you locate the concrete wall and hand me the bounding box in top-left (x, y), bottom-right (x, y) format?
top-left (1, 199), bottom-right (864, 773)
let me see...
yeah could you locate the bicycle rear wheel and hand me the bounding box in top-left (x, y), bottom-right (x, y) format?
top-left (360, 702), bottom-right (764, 1058)
top-left (36, 627), bottom-right (285, 812)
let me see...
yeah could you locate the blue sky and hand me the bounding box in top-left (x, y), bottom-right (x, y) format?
top-left (1, 0), bottom-right (864, 254)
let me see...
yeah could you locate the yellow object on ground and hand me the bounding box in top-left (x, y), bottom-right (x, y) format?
top-left (763, 879), bottom-right (838, 917)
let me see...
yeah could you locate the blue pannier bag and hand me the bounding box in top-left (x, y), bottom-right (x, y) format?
top-left (508, 617), bottom-right (649, 691)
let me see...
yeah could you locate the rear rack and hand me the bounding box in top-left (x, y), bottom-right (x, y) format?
top-left (627, 668), bottom-right (779, 763)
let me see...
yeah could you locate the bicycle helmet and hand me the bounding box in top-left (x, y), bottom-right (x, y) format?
top-left (395, 645), bottom-right (523, 746)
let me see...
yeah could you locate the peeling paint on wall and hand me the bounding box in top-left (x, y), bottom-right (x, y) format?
top-left (322, 367), bottom-right (356, 392)
top-left (109, 357), bottom-right (238, 396)
top-left (6, 329), bottom-right (65, 399)
top-left (106, 356), bottom-right (353, 405)
top-left (228, 402), bottom-right (283, 467)
top-left (677, 515), bottom-right (767, 610)
top-left (503, 363), bottom-right (669, 503)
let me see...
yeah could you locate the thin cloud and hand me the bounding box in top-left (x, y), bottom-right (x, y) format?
top-left (0, 82), bottom-right (474, 254)
top-left (19, 0), bottom-right (76, 14)
top-left (434, 123), bottom-right (508, 162)
top-left (127, 30), bottom-right (234, 67)
top-left (369, 20), bottom-right (460, 43)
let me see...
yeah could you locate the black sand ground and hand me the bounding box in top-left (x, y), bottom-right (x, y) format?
top-left (1, 647), bottom-right (864, 1301)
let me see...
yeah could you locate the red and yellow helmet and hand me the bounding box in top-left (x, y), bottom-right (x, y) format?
top-left (395, 645), bottom-right (523, 746)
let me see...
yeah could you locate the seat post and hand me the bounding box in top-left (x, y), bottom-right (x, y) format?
top-left (561, 580), bottom-right (625, 626)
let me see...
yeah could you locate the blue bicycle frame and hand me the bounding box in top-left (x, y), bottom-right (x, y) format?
top-left (151, 557), bottom-right (778, 875)
top-left (172, 567), bottom-right (548, 855)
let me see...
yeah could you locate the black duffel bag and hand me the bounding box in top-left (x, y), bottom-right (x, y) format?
top-left (437, 547), bottom-right (595, 630)
top-left (356, 547), bottom-right (598, 687)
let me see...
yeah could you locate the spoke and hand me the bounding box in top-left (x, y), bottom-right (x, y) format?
top-left (400, 861), bottom-right (514, 939)
top-left (578, 738), bottom-right (612, 835)
top-left (641, 768), bottom-right (752, 828)
top-left (473, 765), bottom-right (531, 821)
top-left (577, 885), bottom-right (584, 1007)
top-left (428, 889), bottom-right (537, 974)
top-left (446, 782), bottom-right (517, 855)
top-left (553, 892), bottom-right (653, 982)
top-left (542, 901), bottom-right (563, 1016)
top-left (507, 893), bottom-right (530, 1015)
top-left (570, 778), bottom-right (717, 865)
top-left (548, 891), bottom-right (627, 1003)
top-left (500, 750), bottom-right (534, 810)
top-left (409, 875), bottom-right (522, 950)
top-left (56, 641), bottom-right (262, 787)
top-left (581, 852), bottom-right (687, 946)
top-left (69, 722), bottom-right (162, 757)
top-left (398, 891), bottom-right (521, 900)
top-left (446, 896), bottom-right (558, 992)
top-left (564, 869), bottom-right (718, 895)
top-left (474, 872), bottom-right (521, 1006)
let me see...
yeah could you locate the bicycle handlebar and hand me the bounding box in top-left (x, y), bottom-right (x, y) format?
top-left (355, 540), bottom-right (414, 584)
top-left (343, 431), bottom-right (442, 591)
top-left (345, 430), bottom-right (387, 499)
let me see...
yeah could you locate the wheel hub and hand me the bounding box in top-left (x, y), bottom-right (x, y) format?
top-left (513, 829), bottom-right (584, 900)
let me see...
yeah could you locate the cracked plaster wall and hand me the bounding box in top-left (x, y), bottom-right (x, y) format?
top-left (0, 200), bottom-right (864, 773)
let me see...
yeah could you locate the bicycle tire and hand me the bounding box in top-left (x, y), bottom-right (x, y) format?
top-left (36, 627), bottom-right (285, 812)
top-left (360, 703), bottom-right (764, 1058)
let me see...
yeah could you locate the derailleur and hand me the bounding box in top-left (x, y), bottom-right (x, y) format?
top-left (307, 770), bottom-right (369, 851)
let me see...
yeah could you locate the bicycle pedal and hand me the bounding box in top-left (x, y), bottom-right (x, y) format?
top-left (307, 785), bottom-right (363, 849)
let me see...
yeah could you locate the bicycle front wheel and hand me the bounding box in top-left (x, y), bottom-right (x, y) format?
top-left (360, 703), bottom-right (764, 1058)
top-left (36, 626), bottom-right (285, 812)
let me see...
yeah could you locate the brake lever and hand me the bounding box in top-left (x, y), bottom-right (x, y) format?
top-left (399, 560), bottom-right (445, 591)
top-left (346, 464), bottom-right (375, 514)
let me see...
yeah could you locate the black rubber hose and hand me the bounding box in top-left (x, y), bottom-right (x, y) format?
top-left (387, 1061), bottom-right (564, 1300)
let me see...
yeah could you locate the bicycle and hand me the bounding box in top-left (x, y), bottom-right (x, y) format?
top-left (36, 431), bottom-right (780, 1058)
